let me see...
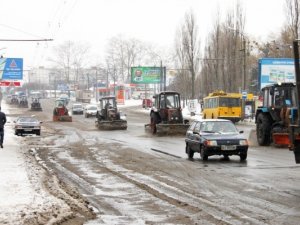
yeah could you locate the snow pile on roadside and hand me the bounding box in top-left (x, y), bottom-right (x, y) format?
top-left (0, 137), bottom-right (72, 225)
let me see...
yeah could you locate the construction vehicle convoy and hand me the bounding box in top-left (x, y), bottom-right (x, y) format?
top-left (146, 91), bottom-right (189, 135)
top-left (53, 98), bottom-right (72, 122)
top-left (95, 96), bottom-right (127, 130)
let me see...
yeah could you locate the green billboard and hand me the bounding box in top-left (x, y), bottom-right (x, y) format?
top-left (131, 67), bottom-right (161, 84)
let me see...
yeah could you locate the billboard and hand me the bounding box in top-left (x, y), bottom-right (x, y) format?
top-left (0, 58), bottom-right (23, 80)
top-left (131, 67), bottom-right (161, 84)
top-left (258, 58), bottom-right (294, 89)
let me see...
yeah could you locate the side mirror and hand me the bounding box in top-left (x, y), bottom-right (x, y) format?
top-left (239, 131), bottom-right (244, 134)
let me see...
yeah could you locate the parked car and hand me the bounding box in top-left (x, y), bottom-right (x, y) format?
top-left (13, 116), bottom-right (42, 136)
top-left (185, 119), bottom-right (248, 161)
top-left (72, 103), bottom-right (84, 115)
top-left (84, 104), bottom-right (98, 118)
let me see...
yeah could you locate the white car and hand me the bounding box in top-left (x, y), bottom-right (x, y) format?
top-left (84, 104), bottom-right (98, 118)
top-left (72, 103), bottom-right (84, 115)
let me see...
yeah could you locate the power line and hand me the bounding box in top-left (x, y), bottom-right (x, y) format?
top-left (0, 39), bottom-right (53, 42)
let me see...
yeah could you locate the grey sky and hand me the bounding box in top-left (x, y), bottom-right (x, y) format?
top-left (0, 0), bottom-right (285, 70)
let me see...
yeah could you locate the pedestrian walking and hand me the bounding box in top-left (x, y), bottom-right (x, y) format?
top-left (0, 107), bottom-right (7, 148)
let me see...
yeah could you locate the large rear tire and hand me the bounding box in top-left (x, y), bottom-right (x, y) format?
top-left (150, 113), bottom-right (157, 134)
top-left (256, 113), bottom-right (271, 146)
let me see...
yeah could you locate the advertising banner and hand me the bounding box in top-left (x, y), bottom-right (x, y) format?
top-left (0, 58), bottom-right (23, 80)
top-left (258, 58), bottom-right (295, 89)
top-left (131, 67), bottom-right (161, 84)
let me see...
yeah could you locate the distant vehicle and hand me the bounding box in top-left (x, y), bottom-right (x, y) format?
top-left (185, 119), bottom-right (248, 161)
top-left (10, 94), bottom-right (19, 105)
top-left (76, 90), bottom-right (92, 103)
top-left (95, 96), bottom-right (127, 130)
top-left (142, 98), bottom-right (152, 108)
top-left (13, 116), bottom-right (42, 136)
top-left (58, 94), bottom-right (70, 106)
top-left (84, 104), bottom-right (98, 118)
top-left (30, 98), bottom-right (43, 111)
top-left (72, 103), bottom-right (84, 115)
top-left (18, 95), bottom-right (29, 108)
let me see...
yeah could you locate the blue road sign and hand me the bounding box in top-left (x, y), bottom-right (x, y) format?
top-left (0, 58), bottom-right (23, 80)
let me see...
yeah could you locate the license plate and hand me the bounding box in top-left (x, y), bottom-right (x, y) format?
top-left (24, 129), bottom-right (32, 131)
top-left (221, 145), bottom-right (236, 150)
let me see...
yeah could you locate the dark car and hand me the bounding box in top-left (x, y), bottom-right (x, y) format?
top-left (71, 103), bottom-right (84, 115)
top-left (185, 119), bottom-right (248, 161)
top-left (13, 116), bottom-right (42, 136)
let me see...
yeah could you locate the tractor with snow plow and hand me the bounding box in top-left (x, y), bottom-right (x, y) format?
top-left (255, 40), bottom-right (300, 164)
top-left (53, 99), bottom-right (72, 122)
top-left (95, 96), bottom-right (127, 130)
top-left (255, 82), bottom-right (296, 147)
top-left (145, 91), bottom-right (189, 135)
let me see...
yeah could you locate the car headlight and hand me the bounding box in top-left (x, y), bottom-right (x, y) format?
top-left (204, 140), bottom-right (218, 146)
top-left (239, 140), bottom-right (248, 146)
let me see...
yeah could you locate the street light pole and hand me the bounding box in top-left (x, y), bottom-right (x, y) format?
top-left (242, 38), bottom-right (246, 91)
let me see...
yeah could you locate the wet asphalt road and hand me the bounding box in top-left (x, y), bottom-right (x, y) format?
top-left (10, 98), bottom-right (300, 225)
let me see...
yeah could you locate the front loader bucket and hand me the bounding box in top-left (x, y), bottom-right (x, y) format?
top-left (53, 115), bottom-right (72, 122)
top-left (96, 120), bottom-right (127, 130)
top-left (156, 124), bottom-right (190, 136)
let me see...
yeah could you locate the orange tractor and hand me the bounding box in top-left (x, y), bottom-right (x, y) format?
top-left (53, 99), bottom-right (72, 122)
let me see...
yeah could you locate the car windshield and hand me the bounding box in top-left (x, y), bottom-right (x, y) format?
top-left (18, 117), bottom-right (38, 123)
top-left (201, 121), bottom-right (237, 134)
top-left (87, 106), bottom-right (97, 110)
top-left (73, 104), bottom-right (82, 108)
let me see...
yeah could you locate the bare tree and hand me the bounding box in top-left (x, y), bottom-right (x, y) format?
top-left (50, 41), bottom-right (90, 85)
top-left (286, 0), bottom-right (300, 39)
top-left (174, 10), bottom-right (200, 99)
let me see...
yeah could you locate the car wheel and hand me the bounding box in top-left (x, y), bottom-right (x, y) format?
top-left (240, 153), bottom-right (247, 161)
top-left (36, 130), bottom-right (41, 136)
top-left (186, 144), bottom-right (194, 159)
top-left (15, 130), bottom-right (18, 136)
top-left (223, 155), bottom-right (230, 160)
top-left (200, 148), bottom-right (208, 161)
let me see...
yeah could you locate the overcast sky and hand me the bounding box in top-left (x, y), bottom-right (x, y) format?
top-left (0, 0), bottom-right (285, 70)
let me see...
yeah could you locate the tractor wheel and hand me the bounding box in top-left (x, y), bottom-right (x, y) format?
top-left (150, 113), bottom-right (157, 134)
top-left (256, 113), bottom-right (272, 146)
top-left (186, 144), bottom-right (194, 159)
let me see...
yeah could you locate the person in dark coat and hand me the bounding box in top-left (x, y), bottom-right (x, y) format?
top-left (0, 107), bottom-right (7, 148)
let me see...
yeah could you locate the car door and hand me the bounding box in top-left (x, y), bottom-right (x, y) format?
top-left (186, 121), bottom-right (196, 147)
top-left (190, 122), bottom-right (202, 152)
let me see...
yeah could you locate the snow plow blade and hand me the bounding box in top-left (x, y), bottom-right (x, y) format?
top-left (96, 120), bottom-right (127, 130)
top-left (53, 115), bottom-right (72, 122)
top-left (156, 124), bottom-right (189, 135)
top-left (145, 123), bottom-right (189, 135)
